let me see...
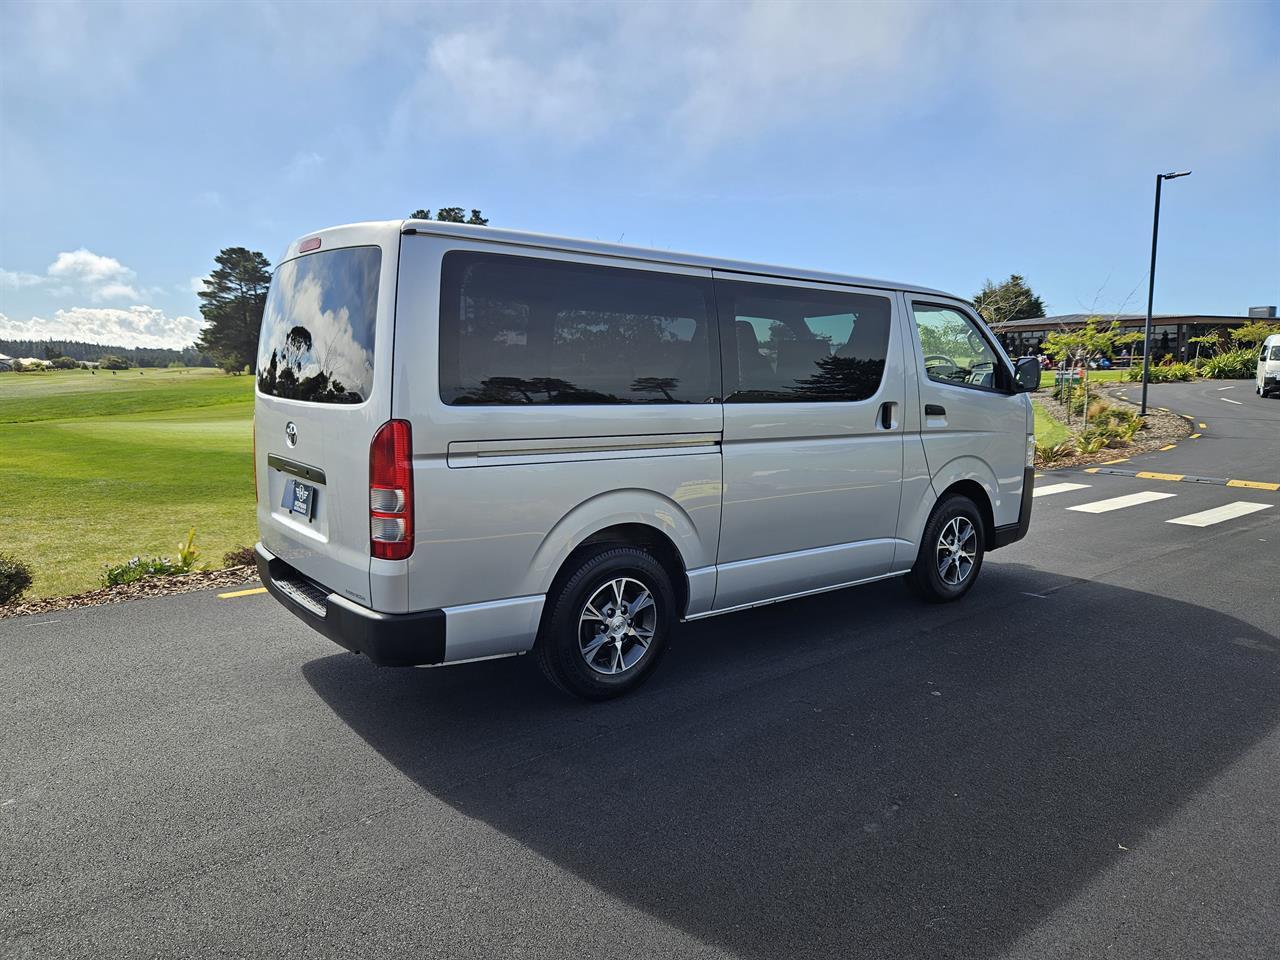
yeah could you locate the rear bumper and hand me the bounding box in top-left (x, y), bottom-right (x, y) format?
top-left (256, 544), bottom-right (446, 666)
top-left (990, 466), bottom-right (1035, 550)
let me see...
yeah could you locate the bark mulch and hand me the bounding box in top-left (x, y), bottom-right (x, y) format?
top-left (0, 566), bottom-right (261, 620)
top-left (1034, 382), bottom-right (1193, 472)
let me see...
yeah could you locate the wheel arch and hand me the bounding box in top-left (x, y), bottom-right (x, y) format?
top-left (527, 489), bottom-right (710, 617)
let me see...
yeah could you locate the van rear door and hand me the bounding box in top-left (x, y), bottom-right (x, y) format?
top-left (254, 230), bottom-right (396, 609)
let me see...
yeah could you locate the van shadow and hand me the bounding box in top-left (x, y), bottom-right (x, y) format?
top-left (302, 565), bottom-right (1280, 959)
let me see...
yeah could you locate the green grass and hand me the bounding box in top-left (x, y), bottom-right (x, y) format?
top-left (1032, 399), bottom-right (1071, 448)
top-left (0, 368), bottom-right (256, 598)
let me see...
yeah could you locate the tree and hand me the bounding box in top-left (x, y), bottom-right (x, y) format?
top-left (196, 247), bottom-right (272, 373)
top-left (972, 275), bottom-right (1047, 327)
top-left (1043, 316), bottom-right (1142, 428)
top-left (1187, 333), bottom-right (1221, 364)
top-left (408, 207), bottom-right (489, 225)
top-left (98, 355), bottom-right (130, 370)
top-left (1230, 319), bottom-right (1280, 347)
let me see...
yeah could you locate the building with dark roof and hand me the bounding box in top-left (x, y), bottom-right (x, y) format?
top-left (991, 312), bottom-right (1261, 362)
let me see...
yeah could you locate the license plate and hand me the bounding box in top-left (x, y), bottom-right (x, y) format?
top-left (282, 479), bottom-right (315, 519)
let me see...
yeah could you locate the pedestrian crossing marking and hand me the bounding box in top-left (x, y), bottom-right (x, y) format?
top-left (1067, 491), bottom-right (1177, 514)
top-left (1167, 502), bottom-right (1272, 528)
top-left (1033, 482), bottom-right (1091, 498)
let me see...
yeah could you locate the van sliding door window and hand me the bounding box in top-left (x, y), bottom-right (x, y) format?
top-left (439, 252), bottom-right (718, 405)
top-left (718, 280), bottom-right (891, 403)
top-left (911, 305), bottom-right (1003, 391)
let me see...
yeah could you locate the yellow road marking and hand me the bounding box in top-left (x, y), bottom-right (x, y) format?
top-left (1189, 433), bottom-right (1201, 439)
top-left (1198, 423), bottom-right (1207, 429)
top-left (218, 586), bottom-right (267, 599)
top-left (1227, 479), bottom-right (1280, 491)
top-left (1101, 457), bottom-right (1130, 464)
top-left (1159, 444), bottom-right (1177, 451)
top-left (1085, 467), bottom-right (1100, 474)
top-left (1136, 471), bottom-right (1184, 481)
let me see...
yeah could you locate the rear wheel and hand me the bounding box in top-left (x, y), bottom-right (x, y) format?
top-left (535, 546), bottom-right (676, 700)
top-left (907, 495), bottom-right (985, 603)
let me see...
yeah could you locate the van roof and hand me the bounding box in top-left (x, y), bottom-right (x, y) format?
top-left (292, 219), bottom-right (956, 301)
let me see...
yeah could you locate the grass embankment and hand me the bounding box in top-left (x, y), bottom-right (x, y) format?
top-left (0, 368), bottom-right (255, 598)
top-left (1031, 399), bottom-right (1071, 447)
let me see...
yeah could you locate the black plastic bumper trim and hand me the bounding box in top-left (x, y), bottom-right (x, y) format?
top-left (990, 466), bottom-right (1034, 550)
top-left (256, 546), bottom-right (445, 667)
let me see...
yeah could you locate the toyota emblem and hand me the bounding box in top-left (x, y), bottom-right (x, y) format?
top-left (285, 421), bottom-right (298, 447)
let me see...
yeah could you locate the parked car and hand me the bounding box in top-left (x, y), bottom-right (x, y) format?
top-left (254, 221), bottom-right (1039, 699)
top-left (1258, 334), bottom-right (1280, 397)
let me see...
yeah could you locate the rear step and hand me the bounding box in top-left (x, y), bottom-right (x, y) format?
top-left (273, 572), bottom-right (328, 618)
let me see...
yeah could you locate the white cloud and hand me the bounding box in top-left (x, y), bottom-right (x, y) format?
top-left (42, 248), bottom-right (145, 301)
top-left (188, 276), bottom-right (209, 294)
top-left (394, 0), bottom-right (1277, 156)
top-left (1, 268), bottom-right (45, 289)
top-left (0, 306), bottom-right (205, 350)
top-left (47, 248), bottom-right (134, 284)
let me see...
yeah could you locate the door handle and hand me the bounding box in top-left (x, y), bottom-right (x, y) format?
top-left (878, 401), bottom-right (897, 430)
top-left (925, 404), bottom-right (946, 417)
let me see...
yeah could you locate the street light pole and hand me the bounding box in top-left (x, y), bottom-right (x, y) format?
top-left (1140, 170), bottom-right (1191, 416)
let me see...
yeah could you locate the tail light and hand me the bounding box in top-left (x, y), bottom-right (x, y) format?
top-left (369, 420), bottom-right (413, 560)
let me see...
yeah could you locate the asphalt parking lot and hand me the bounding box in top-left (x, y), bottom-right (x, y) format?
top-left (3, 382), bottom-right (1278, 960)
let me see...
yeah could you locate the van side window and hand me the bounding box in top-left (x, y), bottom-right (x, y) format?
top-left (439, 252), bottom-right (718, 405)
top-left (718, 280), bottom-right (891, 403)
top-left (912, 305), bottom-right (1003, 391)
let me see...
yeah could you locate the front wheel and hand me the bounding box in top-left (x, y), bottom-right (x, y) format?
top-left (907, 495), bottom-right (985, 603)
top-left (535, 546), bottom-right (676, 700)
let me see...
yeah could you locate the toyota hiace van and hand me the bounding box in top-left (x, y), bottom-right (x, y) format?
top-left (255, 221), bottom-right (1039, 698)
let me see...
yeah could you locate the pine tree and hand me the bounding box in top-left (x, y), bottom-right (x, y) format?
top-left (196, 247), bottom-right (272, 373)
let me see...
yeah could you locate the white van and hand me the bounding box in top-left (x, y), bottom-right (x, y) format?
top-left (254, 221), bottom-right (1039, 698)
top-left (1257, 334), bottom-right (1280, 397)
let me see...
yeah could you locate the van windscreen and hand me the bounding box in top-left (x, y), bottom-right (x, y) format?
top-left (256, 246), bottom-right (380, 404)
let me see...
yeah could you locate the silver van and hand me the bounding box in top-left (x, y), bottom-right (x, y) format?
top-left (254, 220), bottom-right (1040, 698)
top-left (1257, 333), bottom-right (1280, 397)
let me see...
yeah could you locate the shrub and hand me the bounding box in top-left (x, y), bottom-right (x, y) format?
top-left (100, 528), bottom-right (206, 587)
top-left (1077, 433), bottom-right (1109, 454)
top-left (1036, 440), bottom-right (1075, 464)
top-left (1123, 362), bottom-right (1195, 383)
top-left (101, 556), bottom-right (189, 586)
top-left (1201, 347), bottom-right (1256, 380)
top-left (223, 546), bottom-right (257, 567)
top-left (50, 356), bottom-right (79, 370)
top-left (98, 354), bottom-right (129, 370)
top-left (0, 554), bottom-right (35, 605)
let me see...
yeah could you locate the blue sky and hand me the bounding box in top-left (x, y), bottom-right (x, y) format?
top-left (1, 0), bottom-right (1278, 349)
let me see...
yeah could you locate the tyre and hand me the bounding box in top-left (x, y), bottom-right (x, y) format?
top-left (535, 545), bottom-right (676, 700)
top-left (907, 495), bottom-right (985, 603)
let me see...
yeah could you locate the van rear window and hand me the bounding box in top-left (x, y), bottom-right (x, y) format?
top-left (439, 251), bottom-right (718, 405)
top-left (256, 246), bottom-right (380, 404)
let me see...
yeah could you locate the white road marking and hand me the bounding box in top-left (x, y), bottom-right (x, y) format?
top-left (1033, 482), bottom-right (1091, 498)
top-left (1067, 491), bottom-right (1177, 514)
top-left (1217, 385), bottom-right (1235, 390)
top-left (1167, 502), bottom-right (1273, 527)
top-left (1220, 397), bottom-right (1244, 405)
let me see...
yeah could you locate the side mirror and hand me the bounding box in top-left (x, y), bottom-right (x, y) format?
top-left (1012, 356), bottom-right (1040, 393)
